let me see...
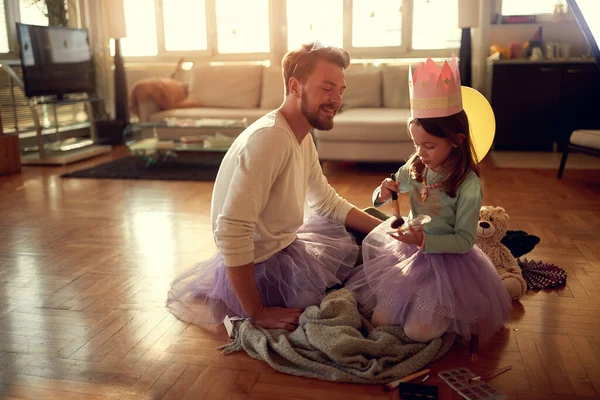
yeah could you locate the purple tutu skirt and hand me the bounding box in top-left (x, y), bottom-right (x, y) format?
top-left (167, 214), bottom-right (359, 325)
top-left (345, 219), bottom-right (512, 341)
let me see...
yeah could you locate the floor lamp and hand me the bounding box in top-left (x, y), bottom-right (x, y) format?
top-left (107, 0), bottom-right (128, 124)
top-left (458, 0), bottom-right (480, 87)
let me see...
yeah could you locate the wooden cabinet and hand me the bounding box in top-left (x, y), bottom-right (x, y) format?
top-left (489, 61), bottom-right (600, 151)
top-left (0, 135), bottom-right (21, 175)
top-left (559, 63), bottom-right (600, 151)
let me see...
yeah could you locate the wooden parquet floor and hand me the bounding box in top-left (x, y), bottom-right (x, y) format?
top-left (0, 147), bottom-right (599, 399)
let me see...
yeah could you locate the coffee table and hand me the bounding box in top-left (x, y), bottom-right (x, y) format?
top-left (124, 118), bottom-right (248, 166)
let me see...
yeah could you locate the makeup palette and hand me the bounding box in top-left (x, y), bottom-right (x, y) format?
top-left (398, 382), bottom-right (438, 399)
top-left (438, 368), bottom-right (507, 400)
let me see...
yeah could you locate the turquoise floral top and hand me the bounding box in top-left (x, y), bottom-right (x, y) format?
top-left (373, 163), bottom-right (482, 254)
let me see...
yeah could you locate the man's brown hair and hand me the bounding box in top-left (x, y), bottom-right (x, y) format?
top-left (281, 42), bottom-right (350, 95)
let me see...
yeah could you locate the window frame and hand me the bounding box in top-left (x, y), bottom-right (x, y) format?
top-left (497, 0), bottom-right (573, 22)
top-left (0, 1), bottom-right (92, 137)
top-left (0, 0), bottom-right (577, 63)
top-left (0, 0), bottom-right (462, 63)
top-left (342, 0), bottom-right (407, 58)
top-left (0, 0), bottom-right (11, 53)
top-left (1, 0), bottom-right (63, 58)
top-left (120, 0), bottom-right (460, 64)
top-left (122, 0), bottom-right (271, 63)
top-left (1, 0), bottom-right (20, 57)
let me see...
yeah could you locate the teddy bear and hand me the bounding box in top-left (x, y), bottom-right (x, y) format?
top-left (475, 206), bottom-right (527, 300)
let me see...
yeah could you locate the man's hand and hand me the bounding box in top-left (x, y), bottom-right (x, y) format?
top-left (389, 226), bottom-right (424, 246)
top-left (226, 264), bottom-right (303, 331)
top-left (378, 177), bottom-right (400, 203)
top-left (251, 306), bottom-right (303, 331)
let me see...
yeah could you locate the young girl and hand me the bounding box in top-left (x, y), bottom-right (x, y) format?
top-left (346, 57), bottom-right (512, 343)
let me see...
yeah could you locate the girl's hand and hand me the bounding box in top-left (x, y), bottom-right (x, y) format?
top-left (378, 178), bottom-right (400, 203)
top-left (389, 226), bottom-right (424, 246)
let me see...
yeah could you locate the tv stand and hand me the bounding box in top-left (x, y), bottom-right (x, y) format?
top-left (1, 64), bottom-right (112, 166)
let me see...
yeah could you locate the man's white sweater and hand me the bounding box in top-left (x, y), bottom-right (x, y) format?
top-left (211, 110), bottom-right (354, 267)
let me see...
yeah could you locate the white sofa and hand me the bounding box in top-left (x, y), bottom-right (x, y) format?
top-left (129, 63), bottom-right (414, 162)
top-left (313, 64), bottom-right (414, 162)
top-left (129, 64), bottom-right (280, 124)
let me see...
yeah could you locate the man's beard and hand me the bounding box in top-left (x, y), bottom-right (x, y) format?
top-left (300, 89), bottom-right (337, 131)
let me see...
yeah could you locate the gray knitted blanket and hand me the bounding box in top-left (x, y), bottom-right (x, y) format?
top-left (219, 288), bottom-right (455, 384)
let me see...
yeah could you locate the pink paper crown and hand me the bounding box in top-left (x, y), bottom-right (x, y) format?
top-left (409, 55), bottom-right (463, 118)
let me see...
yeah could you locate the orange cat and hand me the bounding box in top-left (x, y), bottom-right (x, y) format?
top-left (128, 59), bottom-right (200, 117)
top-left (128, 79), bottom-right (199, 117)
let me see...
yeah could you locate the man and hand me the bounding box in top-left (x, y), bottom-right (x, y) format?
top-left (167, 42), bottom-right (382, 331)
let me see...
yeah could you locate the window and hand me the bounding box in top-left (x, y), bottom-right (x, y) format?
top-left (163, 0), bottom-right (207, 51)
top-left (352, 0), bottom-right (402, 48)
top-left (19, 0), bottom-right (49, 26)
top-left (574, 0), bottom-right (600, 44)
top-left (0, 0), bottom-right (9, 52)
top-left (501, 0), bottom-right (567, 16)
top-left (412, 0), bottom-right (460, 50)
top-left (121, 0), bottom-right (157, 56)
top-left (0, 64), bottom-right (88, 135)
top-left (286, 0), bottom-right (343, 50)
top-left (0, 66), bottom-right (22, 134)
top-left (115, 0), bottom-right (461, 60)
top-left (215, 0), bottom-right (269, 54)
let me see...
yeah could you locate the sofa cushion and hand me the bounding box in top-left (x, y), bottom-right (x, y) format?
top-left (189, 64), bottom-right (263, 108)
top-left (313, 108), bottom-right (411, 142)
top-left (341, 67), bottom-right (382, 110)
top-left (150, 107), bottom-right (269, 124)
top-left (570, 130), bottom-right (600, 149)
top-left (260, 67), bottom-right (285, 110)
top-left (382, 65), bottom-right (411, 109)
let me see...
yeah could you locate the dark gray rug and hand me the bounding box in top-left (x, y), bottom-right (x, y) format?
top-left (61, 155), bottom-right (222, 181)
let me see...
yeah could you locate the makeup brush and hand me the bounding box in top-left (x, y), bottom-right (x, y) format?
top-left (468, 365), bottom-right (512, 384)
top-left (389, 174), bottom-right (404, 229)
top-left (384, 368), bottom-right (430, 391)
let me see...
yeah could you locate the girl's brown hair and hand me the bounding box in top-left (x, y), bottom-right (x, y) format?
top-left (407, 110), bottom-right (479, 197)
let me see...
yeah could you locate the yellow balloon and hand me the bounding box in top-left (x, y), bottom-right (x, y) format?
top-left (461, 86), bottom-right (495, 162)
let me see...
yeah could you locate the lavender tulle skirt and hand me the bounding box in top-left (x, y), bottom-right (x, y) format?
top-left (167, 214), bottom-right (359, 325)
top-left (345, 218), bottom-right (512, 341)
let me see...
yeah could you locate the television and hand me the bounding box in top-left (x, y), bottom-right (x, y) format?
top-left (16, 23), bottom-right (96, 99)
top-left (567, 0), bottom-right (600, 69)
